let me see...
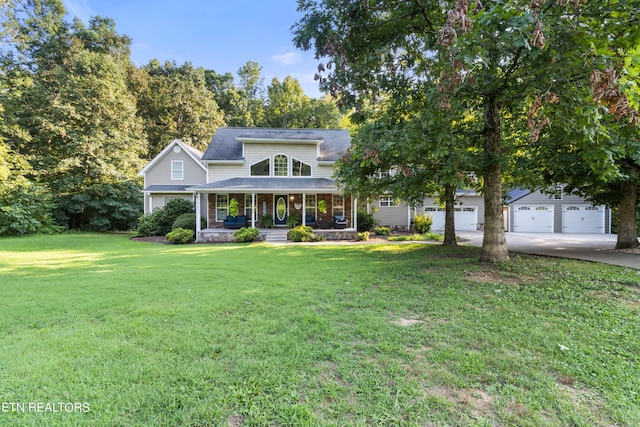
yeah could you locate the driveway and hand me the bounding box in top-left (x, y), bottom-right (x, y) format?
top-left (458, 232), bottom-right (640, 270)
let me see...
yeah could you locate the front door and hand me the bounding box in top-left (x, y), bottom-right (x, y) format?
top-left (274, 194), bottom-right (288, 226)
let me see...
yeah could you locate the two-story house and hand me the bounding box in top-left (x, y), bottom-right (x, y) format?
top-left (141, 128), bottom-right (355, 242)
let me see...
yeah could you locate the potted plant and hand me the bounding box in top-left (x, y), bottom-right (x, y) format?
top-left (286, 213), bottom-right (300, 228)
top-left (260, 214), bottom-right (274, 228)
top-left (229, 198), bottom-right (239, 217)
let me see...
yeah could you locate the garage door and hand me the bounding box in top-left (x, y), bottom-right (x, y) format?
top-left (562, 205), bottom-right (605, 233)
top-left (513, 205), bottom-right (554, 232)
top-left (424, 207), bottom-right (478, 232)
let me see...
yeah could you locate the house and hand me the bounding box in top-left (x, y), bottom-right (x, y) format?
top-left (140, 129), bottom-right (610, 239)
top-left (140, 128), bottom-right (356, 242)
top-left (370, 186), bottom-right (610, 234)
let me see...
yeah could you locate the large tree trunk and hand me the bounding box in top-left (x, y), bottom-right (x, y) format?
top-left (481, 95), bottom-right (509, 262)
top-left (616, 179), bottom-right (639, 249)
top-left (443, 183), bottom-right (457, 247)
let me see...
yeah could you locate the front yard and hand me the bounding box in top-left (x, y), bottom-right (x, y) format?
top-left (1, 233), bottom-right (639, 426)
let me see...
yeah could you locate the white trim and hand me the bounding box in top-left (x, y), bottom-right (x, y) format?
top-left (203, 160), bottom-right (245, 165)
top-left (139, 139), bottom-right (205, 175)
top-left (237, 137), bottom-right (322, 145)
top-left (195, 193), bottom-right (201, 241)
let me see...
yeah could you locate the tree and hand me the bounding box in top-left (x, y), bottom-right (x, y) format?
top-left (139, 60), bottom-right (224, 157)
top-left (236, 60), bottom-right (265, 127)
top-left (294, 0), bottom-right (638, 262)
top-left (2, 6), bottom-right (147, 230)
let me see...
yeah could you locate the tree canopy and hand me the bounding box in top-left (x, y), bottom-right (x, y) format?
top-left (294, 0), bottom-right (640, 260)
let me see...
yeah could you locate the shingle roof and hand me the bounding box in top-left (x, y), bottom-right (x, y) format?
top-left (201, 127), bottom-right (350, 162)
top-left (142, 185), bottom-right (194, 192)
top-left (504, 187), bottom-right (532, 204)
top-left (187, 177), bottom-right (340, 193)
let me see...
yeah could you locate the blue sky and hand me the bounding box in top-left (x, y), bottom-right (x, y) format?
top-left (61, 0), bottom-right (323, 98)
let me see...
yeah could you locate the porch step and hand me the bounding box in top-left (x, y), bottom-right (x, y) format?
top-left (264, 229), bottom-right (289, 244)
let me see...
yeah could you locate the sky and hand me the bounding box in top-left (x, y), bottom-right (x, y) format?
top-left (61, 0), bottom-right (323, 98)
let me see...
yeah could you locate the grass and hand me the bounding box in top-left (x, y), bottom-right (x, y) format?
top-left (0, 233), bottom-right (639, 426)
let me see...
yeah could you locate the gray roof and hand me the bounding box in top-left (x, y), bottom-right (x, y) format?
top-left (142, 185), bottom-right (194, 192)
top-left (201, 127), bottom-right (351, 161)
top-left (187, 177), bottom-right (340, 193)
top-left (504, 187), bottom-right (532, 204)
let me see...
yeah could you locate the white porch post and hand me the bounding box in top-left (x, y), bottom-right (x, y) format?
top-left (251, 193), bottom-right (256, 228)
top-left (353, 197), bottom-right (358, 231)
top-left (195, 192), bottom-right (201, 242)
top-left (302, 193), bottom-right (306, 226)
top-left (408, 205), bottom-right (412, 231)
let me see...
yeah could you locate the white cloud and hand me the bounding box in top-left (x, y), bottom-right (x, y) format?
top-left (272, 52), bottom-right (301, 66)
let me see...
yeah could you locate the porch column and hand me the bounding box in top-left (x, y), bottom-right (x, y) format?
top-left (408, 205), bottom-right (412, 231)
top-left (302, 193), bottom-right (306, 226)
top-left (251, 193), bottom-right (256, 228)
top-left (195, 192), bottom-right (201, 242)
top-left (353, 197), bottom-right (358, 231)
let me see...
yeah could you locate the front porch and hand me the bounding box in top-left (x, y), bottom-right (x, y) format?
top-left (198, 227), bottom-right (357, 243)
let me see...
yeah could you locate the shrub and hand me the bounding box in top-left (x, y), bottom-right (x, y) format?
top-left (166, 227), bottom-right (194, 244)
top-left (356, 231), bottom-right (370, 241)
top-left (172, 213), bottom-right (206, 232)
top-left (374, 226), bottom-right (390, 236)
top-left (413, 213), bottom-right (432, 234)
top-left (234, 227), bottom-right (260, 243)
top-left (357, 209), bottom-right (379, 232)
top-left (137, 198), bottom-right (194, 236)
top-left (288, 225), bottom-right (322, 242)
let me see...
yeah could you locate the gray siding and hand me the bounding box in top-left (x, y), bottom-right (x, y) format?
top-left (144, 149), bottom-right (206, 187)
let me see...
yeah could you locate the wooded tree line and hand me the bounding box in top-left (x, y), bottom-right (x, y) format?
top-left (0, 0), bottom-right (342, 234)
top-left (294, 0), bottom-right (640, 257)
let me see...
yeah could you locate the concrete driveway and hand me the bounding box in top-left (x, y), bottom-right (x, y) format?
top-left (458, 232), bottom-right (640, 270)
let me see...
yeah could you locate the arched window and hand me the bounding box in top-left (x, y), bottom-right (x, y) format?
top-left (274, 154), bottom-right (288, 176)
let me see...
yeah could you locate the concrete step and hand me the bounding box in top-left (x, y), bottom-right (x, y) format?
top-left (264, 229), bottom-right (289, 243)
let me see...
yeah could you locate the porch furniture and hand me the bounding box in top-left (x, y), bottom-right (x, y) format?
top-left (333, 215), bottom-right (348, 229)
top-left (223, 215), bottom-right (247, 229)
top-left (305, 214), bottom-right (317, 228)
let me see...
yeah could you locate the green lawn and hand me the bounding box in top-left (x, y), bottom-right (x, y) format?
top-left (1, 233), bottom-right (639, 426)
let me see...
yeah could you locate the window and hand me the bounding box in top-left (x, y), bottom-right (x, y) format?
top-left (333, 195), bottom-right (344, 218)
top-left (379, 195), bottom-right (399, 207)
top-left (251, 158), bottom-right (270, 176)
top-left (554, 185), bottom-right (563, 200)
top-left (305, 194), bottom-right (317, 218)
top-left (292, 158), bottom-right (311, 176)
top-left (171, 161), bottom-right (183, 180)
top-left (216, 194), bottom-right (229, 222)
top-left (245, 194), bottom-right (256, 222)
top-left (274, 154), bottom-right (288, 176)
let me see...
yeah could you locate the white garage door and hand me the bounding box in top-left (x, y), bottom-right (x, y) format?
top-left (562, 205), bottom-right (605, 233)
top-left (514, 205), bottom-right (554, 232)
top-left (424, 207), bottom-right (478, 232)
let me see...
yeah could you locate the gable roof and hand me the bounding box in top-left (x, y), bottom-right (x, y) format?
top-left (139, 139), bottom-right (206, 176)
top-left (201, 128), bottom-right (351, 162)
